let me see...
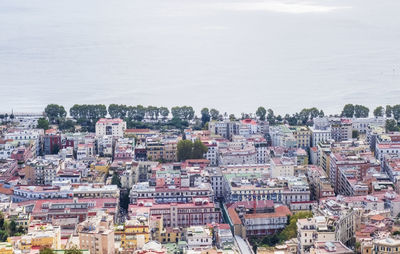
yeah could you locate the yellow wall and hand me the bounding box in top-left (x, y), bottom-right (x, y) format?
top-left (117, 226), bottom-right (150, 249)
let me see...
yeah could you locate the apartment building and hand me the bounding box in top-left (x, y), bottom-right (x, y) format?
top-left (130, 182), bottom-right (214, 204)
top-left (290, 126), bottom-right (312, 149)
top-left (95, 118), bottom-right (126, 138)
top-left (4, 129), bottom-right (43, 156)
top-left (28, 158), bottom-right (61, 185)
top-left (329, 151), bottom-right (379, 192)
top-left (129, 198), bottom-right (221, 228)
top-left (209, 121), bottom-right (239, 140)
top-left (297, 217), bottom-right (335, 254)
top-left (43, 129), bottom-right (62, 155)
top-left (78, 212), bottom-right (115, 254)
top-left (227, 200), bottom-right (291, 238)
top-left (330, 119), bottom-right (352, 142)
top-left (13, 223), bottom-right (61, 252)
top-left (270, 157), bottom-right (295, 178)
top-left (186, 226), bottom-right (213, 251)
top-left (115, 216), bottom-right (150, 250)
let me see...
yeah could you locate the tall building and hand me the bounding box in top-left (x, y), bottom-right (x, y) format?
top-left (95, 118), bottom-right (126, 138)
top-left (270, 157), bottom-right (295, 178)
top-left (209, 121), bottom-right (239, 140)
top-left (43, 129), bottom-right (61, 155)
top-left (78, 211), bottom-right (115, 254)
top-left (297, 217), bottom-right (335, 253)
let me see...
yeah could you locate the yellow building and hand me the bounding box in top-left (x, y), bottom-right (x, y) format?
top-left (292, 126), bottom-right (312, 149)
top-left (373, 238), bottom-right (400, 253)
top-left (91, 159), bottom-right (110, 174)
top-left (0, 242), bottom-right (13, 254)
top-left (146, 138), bottom-right (179, 162)
top-left (11, 223), bottom-right (61, 252)
top-left (158, 227), bottom-right (182, 244)
top-left (115, 216), bottom-right (150, 250)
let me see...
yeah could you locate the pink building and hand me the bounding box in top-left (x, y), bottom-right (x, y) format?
top-left (129, 198), bottom-right (221, 228)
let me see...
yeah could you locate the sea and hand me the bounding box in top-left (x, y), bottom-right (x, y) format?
top-left (0, 0), bottom-right (400, 116)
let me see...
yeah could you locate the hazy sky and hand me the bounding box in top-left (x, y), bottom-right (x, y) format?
top-left (1, 0), bottom-right (400, 116)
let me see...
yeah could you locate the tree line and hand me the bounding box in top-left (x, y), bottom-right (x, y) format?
top-left (37, 103), bottom-right (400, 131)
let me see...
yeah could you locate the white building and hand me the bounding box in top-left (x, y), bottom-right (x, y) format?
top-left (376, 143), bottom-right (400, 163)
top-left (95, 118), bottom-right (126, 138)
top-left (270, 157), bottom-right (295, 178)
top-left (0, 140), bottom-right (17, 160)
top-left (297, 217), bottom-right (335, 254)
top-left (204, 141), bottom-right (218, 166)
top-left (209, 121), bottom-right (239, 140)
top-left (352, 117), bottom-right (385, 134)
top-left (4, 129), bottom-right (43, 156)
top-left (218, 143), bottom-right (257, 166)
top-left (76, 143), bottom-right (95, 160)
top-left (310, 127), bottom-right (332, 147)
top-left (186, 226), bottom-right (213, 251)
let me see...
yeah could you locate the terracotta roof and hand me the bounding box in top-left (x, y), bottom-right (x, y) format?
top-left (125, 129), bottom-right (151, 133)
top-left (229, 200), bottom-right (274, 210)
top-left (227, 207), bottom-right (242, 225)
top-left (0, 184), bottom-right (13, 195)
top-left (217, 224), bottom-right (231, 230)
top-left (370, 214), bottom-right (385, 221)
top-left (243, 205), bottom-right (291, 219)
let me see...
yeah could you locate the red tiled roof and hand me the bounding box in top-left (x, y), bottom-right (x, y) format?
top-left (97, 118), bottom-right (124, 124)
top-left (370, 214), bottom-right (385, 221)
top-left (217, 224), bottom-right (231, 230)
top-left (0, 184), bottom-right (13, 195)
top-left (125, 129), bottom-right (151, 133)
top-left (243, 205), bottom-right (291, 219)
top-left (228, 207), bottom-right (242, 225)
top-left (229, 200), bottom-right (274, 210)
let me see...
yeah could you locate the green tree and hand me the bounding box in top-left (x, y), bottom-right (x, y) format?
top-left (17, 225), bottom-right (25, 234)
top-left (159, 107), bottom-right (169, 120)
top-left (59, 119), bottom-right (76, 131)
top-left (45, 104), bottom-right (67, 123)
top-left (352, 130), bottom-right (359, 139)
top-left (278, 211), bottom-right (312, 242)
top-left (177, 139), bottom-right (208, 161)
top-left (229, 114), bottom-right (236, 121)
top-left (354, 105), bottom-right (369, 118)
top-left (37, 118), bottom-right (49, 130)
top-left (39, 247), bottom-right (55, 254)
top-left (111, 172), bottom-right (122, 188)
top-left (210, 108), bottom-right (220, 121)
top-left (146, 106), bottom-right (159, 120)
top-left (108, 104), bottom-right (128, 119)
top-left (70, 104), bottom-right (107, 131)
top-left (267, 109), bottom-right (275, 125)
top-left (201, 108), bottom-right (211, 125)
top-left (0, 230), bottom-right (7, 242)
top-left (256, 107), bottom-right (267, 121)
top-left (8, 220), bottom-right (16, 236)
top-left (341, 104), bottom-right (355, 118)
top-left (0, 216), bottom-right (4, 229)
top-left (392, 105), bottom-right (400, 121)
top-left (177, 140), bottom-right (194, 161)
top-left (386, 119), bottom-right (400, 132)
top-left (386, 105), bottom-right (393, 117)
top-left (373, 106), bottom-right (384, 117)
top-left (192, 139), bottom-right (208, 159)
top-left (65, 246), bottom-right (83, 254)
